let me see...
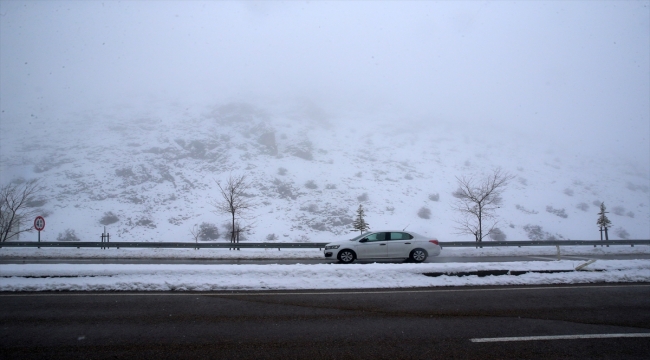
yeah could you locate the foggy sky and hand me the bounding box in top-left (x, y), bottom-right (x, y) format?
top-left (1, 1), bottom-right (649, 165)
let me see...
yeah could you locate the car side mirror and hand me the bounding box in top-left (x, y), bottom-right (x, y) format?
top-left (359, 238), bottom-right (368, 243)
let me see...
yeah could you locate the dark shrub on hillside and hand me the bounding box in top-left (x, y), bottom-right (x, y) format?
top-left (428, 193), bottom-right (440, 202)
top-left (615, 227), bottom-right (630, 239)
top-left (523, 224), bottom-right (563, 241)
top-left (25, 199), bottom-right (47, 208)
top-left (546, 206), bottom-right (568, 218)
top-left (199, 222), bottom-right (220, 241)
top-left (272, 178), bottom-right (299, 200)
top-left (289, 141), bottom-right (314, 160)
top-left (523, 225), bottom-right (545, 240)
top-left (100, 211), bottom-right (119, 225)
top-left (516, 204), bottom-right (538, 214)
top-left (452, 188), bottom-right (467, 199)
top-left (626, 182), bottom-right (649, 193)
top-left (417, 207), bottom-right (431, 219)
top-left (357, 193), bottom-right (369, 202)
top-left (115, 167), bottom-right (135, 177)
top-left (489, 228), bottom-right (506, 241)
top-left (258, 131), bottom-right (278, 155)
top-left (57, 229), bottom-right (80, 241)
top-left (300, 203), bottom-right (320, 213)
top-left (136, 218), bottom-right (156, 228)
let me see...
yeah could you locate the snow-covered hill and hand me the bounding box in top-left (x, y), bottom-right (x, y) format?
top-left (1, 100), bottom-right (648, 243)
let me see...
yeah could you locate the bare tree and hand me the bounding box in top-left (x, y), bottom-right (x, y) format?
top-left (210, 174), bottom-right (254, 247)
top-left (190, 224), bottom-right (201, 250)
top-left (452, 167), bottom-right (514, 243)
top-left (0, 179), bottom-right (43, 242)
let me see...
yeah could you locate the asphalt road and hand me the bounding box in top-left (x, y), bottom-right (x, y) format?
top-left (1, 253), bottom-right (649, 265)
top-left (1, 284), bottom-right (649, 359)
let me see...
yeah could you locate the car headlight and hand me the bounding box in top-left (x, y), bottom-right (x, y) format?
top-left (325, 245), bottom-right (340, 250)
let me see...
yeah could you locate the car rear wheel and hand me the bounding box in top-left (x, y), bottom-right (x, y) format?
top-left (410, 248), bottom-right (428, 263)
top-left (338, 250), bottom-right (356, 264)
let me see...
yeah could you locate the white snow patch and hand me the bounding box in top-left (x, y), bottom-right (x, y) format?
top-left (1, 260), bottom-right (648, 292)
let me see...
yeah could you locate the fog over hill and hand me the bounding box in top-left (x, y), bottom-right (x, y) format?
top-left (1, 1), bottom-right (648, 242)
top-left (1, 99), bottom-right (648, 242)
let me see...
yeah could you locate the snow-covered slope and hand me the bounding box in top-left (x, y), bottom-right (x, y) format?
top-left (1, 101), bottom-right (648, 243)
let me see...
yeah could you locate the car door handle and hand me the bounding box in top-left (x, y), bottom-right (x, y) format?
top-left (404, 243), bottom-right (411, 245)
top-left (379, 243), bottom-right (386, 246)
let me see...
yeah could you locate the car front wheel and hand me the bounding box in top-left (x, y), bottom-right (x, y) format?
top-left (410, 248), bottom-right (428, 263)
top-left (338, 250), bottom-right (356, 264)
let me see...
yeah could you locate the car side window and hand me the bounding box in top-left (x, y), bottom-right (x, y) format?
top-left (389, 232), bottom-right (413, 240)
top-left (365, 232), bottom-right (386, 241)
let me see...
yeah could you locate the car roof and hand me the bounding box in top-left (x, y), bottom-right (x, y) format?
top-left (364, 230), bottom-right (430, 237)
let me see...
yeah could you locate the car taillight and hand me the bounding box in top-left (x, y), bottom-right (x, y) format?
top-left (429, 240), bottom-right (439, 245)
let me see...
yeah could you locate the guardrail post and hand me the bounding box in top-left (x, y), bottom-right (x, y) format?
top-left (556, 245), bottom-right (561, 261)
top-left (100, 227), bottom-right (110, 249)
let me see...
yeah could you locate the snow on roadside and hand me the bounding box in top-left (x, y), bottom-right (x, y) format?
top-left (1, 244), bottom-right (648, 260)
top-left (1, 260), bottom-right (649, 292)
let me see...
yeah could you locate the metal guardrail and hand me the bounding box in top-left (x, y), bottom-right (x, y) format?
top-left (0, 240), bottom-right (648, 249)
top-left (0, 242), bottom-right (330, 249)
top-left (438, 240), bottom-right (650, 248)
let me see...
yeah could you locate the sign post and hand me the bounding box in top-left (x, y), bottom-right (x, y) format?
top-left (101, 226), bottom-right (110, 249)
top-left (34, 216), bottom-right (45, 249)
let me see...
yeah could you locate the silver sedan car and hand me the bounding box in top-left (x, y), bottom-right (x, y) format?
top-left (324, 230), bottom-right (441, 263)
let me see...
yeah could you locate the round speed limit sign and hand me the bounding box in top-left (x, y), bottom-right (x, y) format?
top-left (34, 216), bottom-right (45, 231)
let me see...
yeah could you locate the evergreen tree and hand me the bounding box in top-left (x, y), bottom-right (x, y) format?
top-left (352, 204), bottom-right (370, 234)
top-left (597, 202), bottom-right (612, 240)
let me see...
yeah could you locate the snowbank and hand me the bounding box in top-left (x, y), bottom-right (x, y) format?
top-left (1, 244), bottom-right (648, 260)
top-left (1, 259), bottom-right (648, 292)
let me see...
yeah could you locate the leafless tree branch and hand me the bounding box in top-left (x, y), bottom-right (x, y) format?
top-left (190, 224), bottom-right (201, 249)
top-left (209, 174), bottom-right (254, 246)
top-left (0, 179), bottom-right (44, 242)
top-left (452, 167), bottom-right (514, 242)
